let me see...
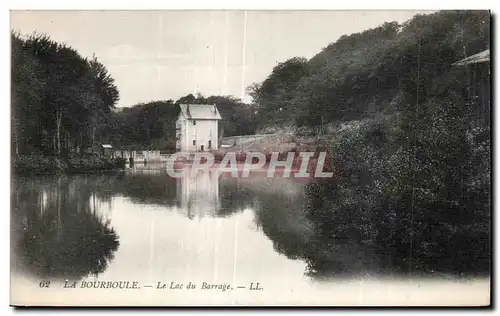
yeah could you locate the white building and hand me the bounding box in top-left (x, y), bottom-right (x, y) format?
top-left (176, 104), bottom-right (222, 152)
top-left (177, 169), bottom-right (220, 219)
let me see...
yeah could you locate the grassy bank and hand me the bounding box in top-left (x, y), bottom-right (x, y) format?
top-left (12, 154), bottom-right (127, 175)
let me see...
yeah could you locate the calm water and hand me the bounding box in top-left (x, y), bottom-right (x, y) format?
top-left (10, 164), bottom-right (490, 306)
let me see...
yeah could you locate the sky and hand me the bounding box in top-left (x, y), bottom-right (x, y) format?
top-left (10, 10), bottom-right (434, 107)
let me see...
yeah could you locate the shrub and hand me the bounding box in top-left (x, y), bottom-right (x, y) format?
top-left (66, 155), bottom-right (126, 173)
top-left (304, 113), bottom-right (490, 276)
top-left (12, 154), bottom-right (68, 174)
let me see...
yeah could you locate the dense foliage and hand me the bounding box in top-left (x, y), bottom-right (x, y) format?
top-left (13, 154), bottom-right (126, 175)
top-left (11, 31), bottom-right (120, 156)
top-left (105, 100), bottom-right (179, 151)
top-left (303, 114), bottom-right (490, 276)
top-left (292, 11), bottom-right (491, 276)
top-left (249, 10), bottom-right (490, 131)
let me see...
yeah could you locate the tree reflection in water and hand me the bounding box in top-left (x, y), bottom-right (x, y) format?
top-left (227, 176), bottom-right (490, 279)
top-left (11, 175), bottom-right (120, 280)
top-left (300, 181), bottom-right (490, 279)
top-left (13, 168), bottom-right (487, 282)
top-left (113, 171), bottom-right (179, 207)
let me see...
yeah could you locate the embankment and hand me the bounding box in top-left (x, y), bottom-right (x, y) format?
top-left (12, 154), bottom-right (126, 175)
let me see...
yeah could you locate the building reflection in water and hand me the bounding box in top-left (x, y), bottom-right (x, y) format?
top-left (176, 169), bottom-right (220, 219)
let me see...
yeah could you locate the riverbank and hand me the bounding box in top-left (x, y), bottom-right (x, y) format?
top-left (12, 154), bottom-right (127, 175)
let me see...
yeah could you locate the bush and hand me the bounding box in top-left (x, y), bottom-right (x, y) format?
top-left (67, 156), bottom-right (126, 173)
top-left (113, 157), bottom-right (127, 169)
top-left (12, 154), bottom-right (68, 174)
top-left (303, 113), bottom-right (490, 276)
top-left (12, 154), bottom-right (127, 175)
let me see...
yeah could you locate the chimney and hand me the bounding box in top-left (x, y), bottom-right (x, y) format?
top-left (213, 104), bottom-right (217, 115)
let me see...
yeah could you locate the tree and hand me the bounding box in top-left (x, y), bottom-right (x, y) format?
top-left (11, 31), bottom-right (120, 156)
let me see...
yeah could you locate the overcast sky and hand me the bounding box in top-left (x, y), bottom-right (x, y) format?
top-left (10, 10), bottom-right (434, 107)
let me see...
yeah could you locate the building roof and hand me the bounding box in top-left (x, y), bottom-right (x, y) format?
top-left (178, 104), bottom-right (222, 120)
top-left (452, 49), bottom-right (490, 66)
top-left (101, 144), bottom-right (113, 148)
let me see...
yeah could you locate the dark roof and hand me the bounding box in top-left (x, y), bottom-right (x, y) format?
top-left (178, 104), bottom-right (222, 120)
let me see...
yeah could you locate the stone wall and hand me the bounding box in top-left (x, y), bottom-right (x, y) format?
top-left (220, 135), bottom-right (270, 147)
top-left (217, 134), bottom-right (296, 155)
top-left (113, 150), bottom-right (170, 162)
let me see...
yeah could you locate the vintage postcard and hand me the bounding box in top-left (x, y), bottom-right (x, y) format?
top-left (9, 9), bottom-right (491, 307)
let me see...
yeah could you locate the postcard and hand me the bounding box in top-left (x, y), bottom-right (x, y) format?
top-left (10, 9), bottom-right (491, 307)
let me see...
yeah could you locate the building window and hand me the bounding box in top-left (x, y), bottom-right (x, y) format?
top-left (193, 120), bottom-right (196, 125)
top-left (208, 140), bottom-right (212, 149)
top-left (193, 140), bottom-right (196, 146)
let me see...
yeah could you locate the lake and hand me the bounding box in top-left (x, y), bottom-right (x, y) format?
top-left (10, 163), bottom-right (490, 306)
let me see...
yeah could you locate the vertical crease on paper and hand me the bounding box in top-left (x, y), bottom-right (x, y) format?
top-left (148, 207), bottom-right (155, 304)
top-left (240, 10), bottom-right (248, 100)
top-left (222, 11), bottom-right (229, 95)
top-left (232, 214), bottom-right (239, 304)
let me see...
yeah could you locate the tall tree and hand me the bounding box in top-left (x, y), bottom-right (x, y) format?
top-left (11, 31), bottom-right (120, 156)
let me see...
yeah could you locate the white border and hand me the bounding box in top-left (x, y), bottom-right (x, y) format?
top-left (3, 0), bottom-right (497, 10)
top-left (1, 1), bottom-right (497, 315)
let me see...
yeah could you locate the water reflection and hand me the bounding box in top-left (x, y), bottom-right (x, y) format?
top-left (11, 176), bottom-right (119, 280)
top-left (117, 164), bottom-right (253, 218)
top-left (303, 180), bottom-right (490, 278)
top-left (177, 170), bottom-right (219, 219)
top-left (11, 165), bottom-right (487, 283)
top-left (237, 178), bottom-right (395, 279)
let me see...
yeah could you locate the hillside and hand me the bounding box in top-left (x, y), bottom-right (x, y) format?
top-left (244, 10), bottom-right (492, 277)
top-left (249, 10), bottom-right (490, 131)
